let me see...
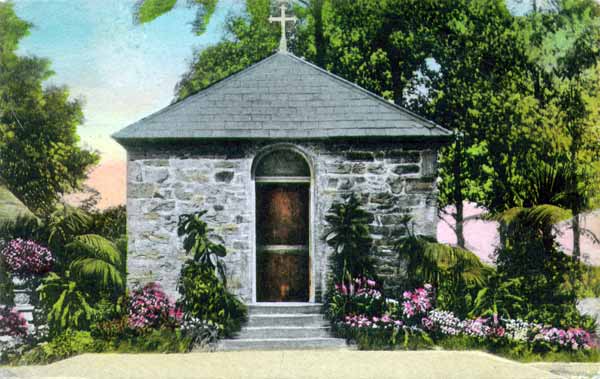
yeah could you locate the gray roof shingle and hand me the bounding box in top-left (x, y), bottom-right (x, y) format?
top-left (113, 52), bottom-right (451, 143)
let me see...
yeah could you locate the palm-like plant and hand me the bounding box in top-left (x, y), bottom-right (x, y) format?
top-left (394, 215), bottom-right (491, 316)
top-left (324, 194), bottom-right (374, 282)
top-left (37, 272), bottom-right (96, 335)
top-left (36, 234), bottom-right (125, 335)
top-left (66, 234), bottom-right (125, 292)
top-left (397, 235), bottom-right (491, 290)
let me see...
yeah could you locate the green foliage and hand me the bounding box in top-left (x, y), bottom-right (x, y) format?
top-left (100, 328), bottom-right (191, 354)
top-left (16, 330), bottom-right (96, 365)
top-left (134, 0), bottom-right (177, 24)
top-left (0, 260), bottom-right (15, 306)
top-left (37, 272), bottom-right (96, 336)
top-left (0, 214), bottom-right (42, 242)
top-left (490, 205), bottom-right (592, 328)
top-left (176, 210), bottom-right (247, 337)
top-left (337, 325), bottom-right (434, 351)
top-left (66, 234), bottom-right (125, 293)
top-left (394, 217), bottom-right (492, 317)
top-left (176, 261), bottom-right (246, 337)
top-left (324, 193), bottom-right (375, 283)
top-left (469, 277), bottom-right (525, 319)
top-left (578, 264), bottom-right (600, 298)
top-left (88, 205), bottom-right (126, 242)
top-left (434, 334), bottom-right (600, 363)
top-left (175, 0), bottom-right (278, 100)
top-left (134, 0), bottom-right (219, 35)
top-left (0, 4), bottom-right (99, 215)
top-left (177, 210), bottom-right (227, 283)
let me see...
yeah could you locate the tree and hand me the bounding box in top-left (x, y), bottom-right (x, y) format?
top-left (0, 2), bottom-right (99, 215)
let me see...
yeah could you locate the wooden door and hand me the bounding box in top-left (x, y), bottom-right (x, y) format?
top-left (256, 183), bottom-right (309, 302)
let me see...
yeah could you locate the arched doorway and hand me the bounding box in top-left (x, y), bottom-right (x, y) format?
top-left (253, 148), bottom-right (311, 302)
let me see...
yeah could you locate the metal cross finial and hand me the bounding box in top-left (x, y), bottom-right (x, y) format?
top-left (269, 0), bottom-right (297, 53)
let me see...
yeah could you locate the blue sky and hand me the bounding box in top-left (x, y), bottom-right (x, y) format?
top-left (13, 0), bottom-right (243, 161)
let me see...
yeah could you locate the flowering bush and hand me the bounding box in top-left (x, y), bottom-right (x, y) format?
top-left (328, 277), bottom-right (384, 322)
top-left (424, 309), bottom-right (462, 336)
top-left (401, 284), bottom-right (433, 319)
top-left (0, 239), bottom-right (53, 278)
top-left (532, 327), bottom-right (593, 351)
top-left (127, 282), bottom-right (182, 330)
top-left (504, 318), bottom-right (535, 341)
top-left (343, 314), bottom-right (403, 330)
top-left (0, 306), bottom-right (28, 338)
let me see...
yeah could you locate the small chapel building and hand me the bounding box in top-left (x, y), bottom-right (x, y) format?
top-left (113, 49), bottom-right (451, 304)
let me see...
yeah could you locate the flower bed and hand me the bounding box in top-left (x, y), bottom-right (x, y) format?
top-left (1, 239), bottom-right (53, 278)
top-left (329, 279), bottom-right (597, 357)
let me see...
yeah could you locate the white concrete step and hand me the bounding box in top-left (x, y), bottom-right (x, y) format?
top-left (247, 313), bottom-right (326, 327)
top-left (248, 303), bottom-right (323, 315)
top-left (218, 337), bottom-right (347, 351)
top-left (236, 326), bottom-right (331, 339)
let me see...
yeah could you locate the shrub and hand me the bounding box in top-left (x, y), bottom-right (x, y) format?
top-left (107, 328), bottom-right (191, 354)
top-left (16, 330), bottom-right (96, 365)
top-left (127, 282), bottom-right (181, 331)
top-left (37, 272), bottom-right (96, 336)
top-left (0, 239), bottom-right (53, 278)
top-left (333, 283), bottom-right (597, 357)
top-left (176, 211), bottom-right (247, 337)
top-left (327, 277), bottom-right (384, 322)
top-left (180, 318), bottom-right (220, 351)
top-left (324, 193), bottom-right (375, 283)
top-left (177, 262), bottom-right (246, 337)
top-left (0, 306), bottom-right (28, 339)
top-left (393, 217), bottom-right (492, 317)
top-left (90, 316), bottom-right (130, 340)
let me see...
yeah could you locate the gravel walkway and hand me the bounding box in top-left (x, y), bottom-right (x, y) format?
top-left (1, 350), bottom-right (562, 379)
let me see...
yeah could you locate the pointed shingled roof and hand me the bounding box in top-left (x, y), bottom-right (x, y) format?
top-left (113, 52), bottom-right (451, 143)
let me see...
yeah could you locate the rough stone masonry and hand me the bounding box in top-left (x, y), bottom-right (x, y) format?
top-left (126, 140), bottom-right (442, 302)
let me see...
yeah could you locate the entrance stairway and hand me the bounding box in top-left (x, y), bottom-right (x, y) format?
top-left (219, 303), bottom-right (348, 350)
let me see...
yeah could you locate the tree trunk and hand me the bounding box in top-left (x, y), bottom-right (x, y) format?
top-left (311, 0), bottom-right (325, 67)
top-left (453, 139), bottom-right (465, 248)
top-left (573, 213), bottom-right (581, 260)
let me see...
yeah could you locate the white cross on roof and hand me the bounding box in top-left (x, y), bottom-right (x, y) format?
top-left (269, 0), bottom-right (297, 53)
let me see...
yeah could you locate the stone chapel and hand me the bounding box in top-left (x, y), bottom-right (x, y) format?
top-left (113, 9), bottom-right (451, 305)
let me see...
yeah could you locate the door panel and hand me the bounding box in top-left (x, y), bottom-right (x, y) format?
top-left (256, 183), bottom-right (309, 302)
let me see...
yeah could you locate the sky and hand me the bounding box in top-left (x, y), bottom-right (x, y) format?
top-left (13, 0), bottom-right (243, 163)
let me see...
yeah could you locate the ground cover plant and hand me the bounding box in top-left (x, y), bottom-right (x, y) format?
top-left (328, 280), bottom-right (599, 361)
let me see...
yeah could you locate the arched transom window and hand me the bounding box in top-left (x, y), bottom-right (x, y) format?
top-left (254, 149), bottom-right (310, 183)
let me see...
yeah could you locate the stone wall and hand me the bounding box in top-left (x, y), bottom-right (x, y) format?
top-left (125, 140), bottom-right (441, 302)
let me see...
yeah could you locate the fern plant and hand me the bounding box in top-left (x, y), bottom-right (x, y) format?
top-left (66, 234), bottom-right (125, 292)
top-left (37, 272), bottom-right (96, 336)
